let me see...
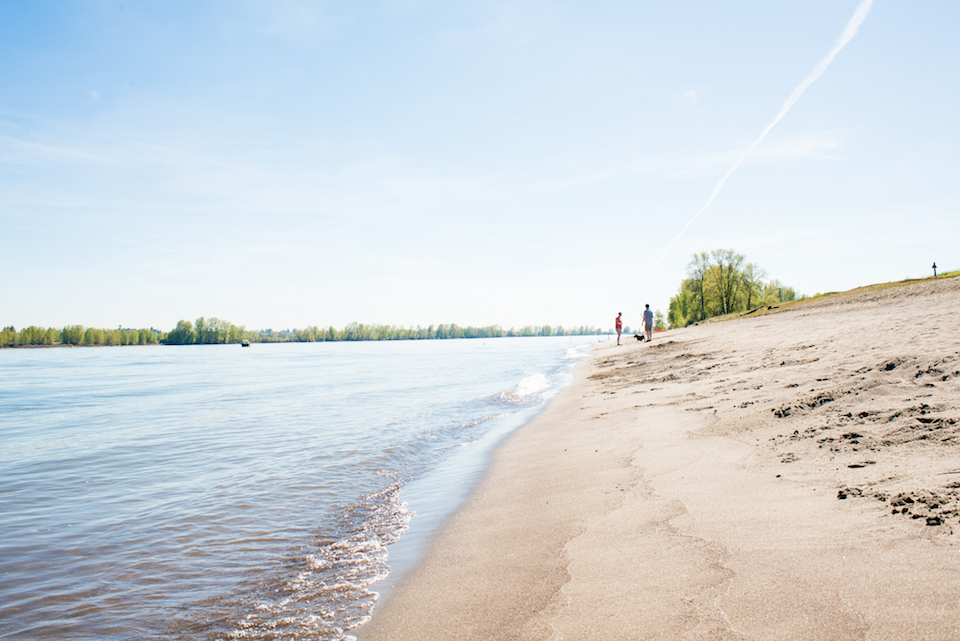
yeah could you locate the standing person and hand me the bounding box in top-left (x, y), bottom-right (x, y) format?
top-left (615, 312), bottom-right (623, 345)
top-left (643, 304), bottom-right (654, 342)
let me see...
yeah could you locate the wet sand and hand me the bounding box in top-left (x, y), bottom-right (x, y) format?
top-left (361, 276), bottom-right (960, 640)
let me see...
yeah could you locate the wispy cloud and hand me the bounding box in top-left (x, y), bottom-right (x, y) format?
top-left (236, 0), bottom-right (341, 45)
top-left (0, 135), bottom-right (114, 165)
top-left (753, 136), bottom-right (840, 158)
top-left (135, 142), bottom-right (250, 171)
top-left (512, 129), bottom-right (844, 196)
top-left (109, 238), bottom-right (205, 256)
top-left (682, 89), bottom-right (699, 107)
top-left (12, 225), bottom-right (75, 235)
top-left (656, 0), bottom-right (874, 268)
top-left (752, 134), bottom-right (841, 160)
top-left (664, 132), bottom-right (843, 181)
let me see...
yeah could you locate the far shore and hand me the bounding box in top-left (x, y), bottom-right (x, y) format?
top-left (0, 334), bottom-right (619, 349)
top-left (360, 275), bottom-right (960, 640)
top-left (0, 343), bottom-right (165, 349)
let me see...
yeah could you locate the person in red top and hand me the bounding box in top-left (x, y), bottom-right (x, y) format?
top-left (615, 312), bottom-right (623, 345)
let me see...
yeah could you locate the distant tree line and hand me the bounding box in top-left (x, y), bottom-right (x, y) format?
top-left (1, 325), bottom-right (162, 347)
top-left (668, 249), bottom-right (799, 328)
top-left (164, 319), bottom-right (604, 344)
top-left (2, 318), bottom-right (604, 348)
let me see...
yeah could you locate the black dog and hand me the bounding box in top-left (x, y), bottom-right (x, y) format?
top-left (633, 334), bottom-right (646, 342)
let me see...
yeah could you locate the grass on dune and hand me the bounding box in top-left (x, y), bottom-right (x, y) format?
top-left (700, 270), bottom-right (960, 324)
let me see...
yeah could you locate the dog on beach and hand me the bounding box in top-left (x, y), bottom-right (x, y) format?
top-left (633, 334), bottom-right (646, 342)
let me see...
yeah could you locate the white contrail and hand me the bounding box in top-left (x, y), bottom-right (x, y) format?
top-left (656, 0), bottom-right (873, 269)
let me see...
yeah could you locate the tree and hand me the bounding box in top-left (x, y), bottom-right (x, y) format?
top-left (195, 317), bottom-right (210, 344)
top-left (686, 252), bottom-right (711, 322)
top-left (668, 250), bottom-right (801, 327)
top-left (710, 249), bottom-right (745, 315)
top-left (668, 287), bottom-right (692, 328)
top-left (764, 280), bottom-right (796, 304)
top-left (741, 262), bottom-right (767, 311)
top-left (654, 310), bottom-right (666, 331)
top-left (165, 320), bottom-right (196, 345)
top-left (204, 317), bottom-right (230, 343)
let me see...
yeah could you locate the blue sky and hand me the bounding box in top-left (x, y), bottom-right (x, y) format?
top-left (3, 1), bottom-right (958, 331)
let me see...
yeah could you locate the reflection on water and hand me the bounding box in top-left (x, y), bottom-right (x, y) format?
top-left (0, 337), bottom-right (592, 639)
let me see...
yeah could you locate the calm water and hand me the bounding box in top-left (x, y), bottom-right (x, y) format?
top-left (0, 336), bottom-right (595, 640)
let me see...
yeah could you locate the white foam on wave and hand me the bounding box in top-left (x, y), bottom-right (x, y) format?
top-left (514, 373), bottom-right (552, 397)
top-left (458, 414), bottom-right (508, 430)
top-left (495, 373), bottom-right (553, 406)
top-left (562, 344), bottom-right (591, 360)
top-left (225, 477), bottom-right (412, 640)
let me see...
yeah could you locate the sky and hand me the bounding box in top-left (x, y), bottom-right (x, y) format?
top-left (2, 1), bottom-right (958, 332)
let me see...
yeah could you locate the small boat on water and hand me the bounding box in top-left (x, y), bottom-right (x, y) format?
top-left (241, 339), bottom-right (250, 347)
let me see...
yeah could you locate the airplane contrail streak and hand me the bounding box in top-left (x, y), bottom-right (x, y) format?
top-left (655, 0), bottom-right (873, 269)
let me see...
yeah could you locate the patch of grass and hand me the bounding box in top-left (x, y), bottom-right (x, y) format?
top-left (724, 271), bottom-right (959, 321)
top-left (816, 270), bottom-right (958, 298)
top-left (677, 271), bottom-right (957, 327)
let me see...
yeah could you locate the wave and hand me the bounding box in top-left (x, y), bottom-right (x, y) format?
top-left (223, 479), bottom-right (411, 641)
top-left (494, 373), bottom-right (553, 406)
top-left (562, 344), bottom-right (592, 360)
top-left (457, 414), bottom-right (508, 430)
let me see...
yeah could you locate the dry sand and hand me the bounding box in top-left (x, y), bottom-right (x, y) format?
top-left (360, 276), bottom-right (960, 640)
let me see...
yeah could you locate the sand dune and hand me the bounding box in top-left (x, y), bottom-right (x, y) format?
top-left (361, 275), bottom-right (960, 640)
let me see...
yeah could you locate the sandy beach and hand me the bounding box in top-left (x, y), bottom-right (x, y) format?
top-left (360, 275), bottom-right (960, 641)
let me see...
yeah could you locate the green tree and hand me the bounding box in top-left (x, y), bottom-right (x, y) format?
top-left (686, 252), bottom-right (711, 322)
top-left (654, 310), bottom-right (666, 331)
top-left (204, 317), bottom-right (229, 343)
top-left (60, 325), bottom-right (84, 345)
top-left (709, 249), bottom-right (745, 315)
top-left (669, 250), bottom-right (801, 327)
top-left (741, 262), bottom-right (767, 310)
top-left (763, 280), bottom-right (796, 304)
top-left (165, 320), bottom-right (196, 345)
top-left (195, 317), bottom-right (210, 344)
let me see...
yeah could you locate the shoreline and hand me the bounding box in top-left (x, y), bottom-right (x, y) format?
top-left (360, 276), bottom-right (960, 639)
top-left (368, 358), bottom-right (586, 608)
top-left (0, 335), bottom-right (616, 350)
